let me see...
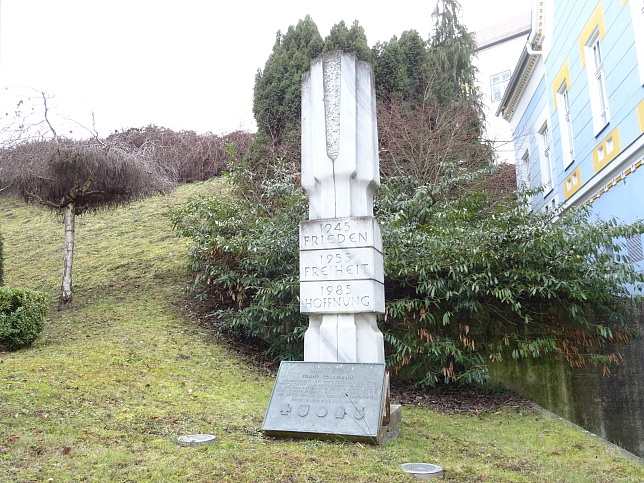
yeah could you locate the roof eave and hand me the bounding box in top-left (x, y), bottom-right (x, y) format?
top-left (495, 46), bottom-right (531, 121)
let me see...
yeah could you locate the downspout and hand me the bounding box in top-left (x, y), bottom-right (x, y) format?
top-left (526, 0), bottom-right (545, 57)
top-left (526, 43), bottom-right (543, 57)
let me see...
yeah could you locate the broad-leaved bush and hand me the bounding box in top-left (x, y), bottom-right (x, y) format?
top-left (377, 175), bottom-right (644, 386)
top-left (170, 157), bottom-right (308, 360)
top-left (172, 162), bottom-right (644, 386)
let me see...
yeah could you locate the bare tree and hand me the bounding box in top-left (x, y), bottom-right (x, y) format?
top-left (377, 84), bottom-right (494, 187)
top-left (0, 95), bottom-right (172, 308)
top-left (106, 126), bottom-right (253, 184)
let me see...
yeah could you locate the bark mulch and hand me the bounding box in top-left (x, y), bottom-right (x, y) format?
top-left (389, 379), bottom-right (531, 415)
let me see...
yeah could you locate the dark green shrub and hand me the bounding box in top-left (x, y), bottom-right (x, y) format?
top-left (170, 164), bottom-right (308, 361)
top-left (0, 287), bottom-right (50, 350)
top-left (172, 169), bottom-right (644, 387)
top-left (376, 176), bottom-right (644, 386)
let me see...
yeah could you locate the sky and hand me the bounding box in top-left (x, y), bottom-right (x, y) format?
top-left (0, 0), bottom-right (532, 138)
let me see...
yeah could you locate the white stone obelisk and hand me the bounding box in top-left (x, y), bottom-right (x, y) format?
top-left (300, 51), bottom-right (385, 364)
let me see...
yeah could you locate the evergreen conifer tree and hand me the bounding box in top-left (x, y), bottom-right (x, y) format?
top-left (252, 16), bottom-right (323, 146)
top-left (323, 20), bottom-right (372, 63)
top-left (427, 0), bottom-right (480, 107)
top-left (372, 30), bottom-right (429, 102)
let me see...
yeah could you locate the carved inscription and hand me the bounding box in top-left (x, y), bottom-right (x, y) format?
top-left (300, 247), bottom-right (383, 282)
top-left (300, 279), bottom-right (384, 313)
top-left (299, 217), bottom-right (382, 250)
top-left (300, 217), bottom-right (384, 315)
top-left (262, 362), bottom-right (387, 441)
top-left (273, 373), bottom-right (380, 405)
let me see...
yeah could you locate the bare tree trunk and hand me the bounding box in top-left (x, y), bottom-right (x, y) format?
top-left (59, 203), bottom-right (75, 309)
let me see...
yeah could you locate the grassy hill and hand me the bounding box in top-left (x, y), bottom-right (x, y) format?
top-left (1, 179), bottom-right (643, 482)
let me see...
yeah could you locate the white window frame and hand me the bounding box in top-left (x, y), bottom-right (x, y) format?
top-left (585, 29), bottom-right (610, 135)
top-left (519, 149), bottom-right (530, 188)
top-left (544, 194), bottom-right (559, 218)
top-left (630, 0), bottom-right (644, 85)
top-left (626, 234), bottom-right (644, 263)
top-left (490, 70), bottom-right (511, 102)
top-left (538, 122), bottom-right (555, 193)
top-left (556, 82), bottom-right (575, 168)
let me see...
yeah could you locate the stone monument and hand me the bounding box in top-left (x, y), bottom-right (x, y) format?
top-left (300, 50), bottom-right (385, 364)
top-left (262, 51), bottom-right (399, 444)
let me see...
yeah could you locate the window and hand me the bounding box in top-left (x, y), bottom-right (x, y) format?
top-left (591, 37), bottom-right (609, 125)
top-left (626, 234), bottom-right (644, 263)
top-left (556, 82), bottom-right (575, 167)
top-left (585, 29), bottom-right (610, 134)
top-left (597, 146), bottom-right (605, 162)
top-left (538, 122), bottom-right (555, 192)
top-left (544, 196), bottom-right (558, 213)
top-left (630, 0), bottom-right (644, 85)
top-left (592, 127), bottom-right (621, 173)
top-left (490, 70), bottom-right (511, 102)
top-left (569, 170), bottom-right (578, 188)
top-left (519, 150), bottom-right (530, 187)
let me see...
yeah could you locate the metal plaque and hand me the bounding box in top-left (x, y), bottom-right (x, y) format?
top-left (261, 362), bottom-right (387, 443)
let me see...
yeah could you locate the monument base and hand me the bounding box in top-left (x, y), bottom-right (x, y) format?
top-left (261, 362), bottom-right (400, 445)
top-left (382, 404), bottom-right (403, 443)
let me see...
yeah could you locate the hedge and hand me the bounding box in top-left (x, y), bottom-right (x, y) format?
top-left (0, 287), bottom-right (50, 350)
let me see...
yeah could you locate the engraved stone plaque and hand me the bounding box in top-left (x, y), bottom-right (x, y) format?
top-left (300, 217), bottom-right (382, 251)
top-left (261, 362), bottom-right (387, 443)
top-left (300, 279), bottom-right (385, 314)
top-left (300, 216), bottom-right (385, 316)
top-left (300, 247), bottom-right (384, 282)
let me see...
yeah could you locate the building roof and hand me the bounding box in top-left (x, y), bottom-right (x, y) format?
top-left (495, 5), bottom-right (548, 121)
top-left (475, 11), bottom-right (532, 51)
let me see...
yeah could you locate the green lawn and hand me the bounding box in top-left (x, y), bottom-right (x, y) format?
top-left (1, 179), bottom-right (643, 482)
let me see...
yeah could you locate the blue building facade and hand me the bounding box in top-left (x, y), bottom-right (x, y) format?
top-left (499, 0), bottom-right (644, 267)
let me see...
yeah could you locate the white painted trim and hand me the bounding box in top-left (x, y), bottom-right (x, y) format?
top-left (536, 105), bottom-right (554, 194)
top-left (630, 0), bottom-right (644, 86)
top-left (556, 83), bottom-right (575, 168)
top-left (562, 133), bottom-right (644, 210)
top-left (584, 30), bottom-right (611, 136)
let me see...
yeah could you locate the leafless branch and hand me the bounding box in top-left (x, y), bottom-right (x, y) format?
top-left (41, 91), bottom-right (59, 145)
top-left (106, 126), bottom-right (253, 183)
top-left (377, 74), bottom-right (495, 195)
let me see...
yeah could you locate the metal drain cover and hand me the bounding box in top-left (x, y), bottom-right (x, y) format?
top-left (400, 463), bottom-right (443, 479)
top-left (177, 434), bottom-right (216, 446)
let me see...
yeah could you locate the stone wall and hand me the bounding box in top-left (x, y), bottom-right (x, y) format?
top-left (489, 306), bottom-right (644, 458)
